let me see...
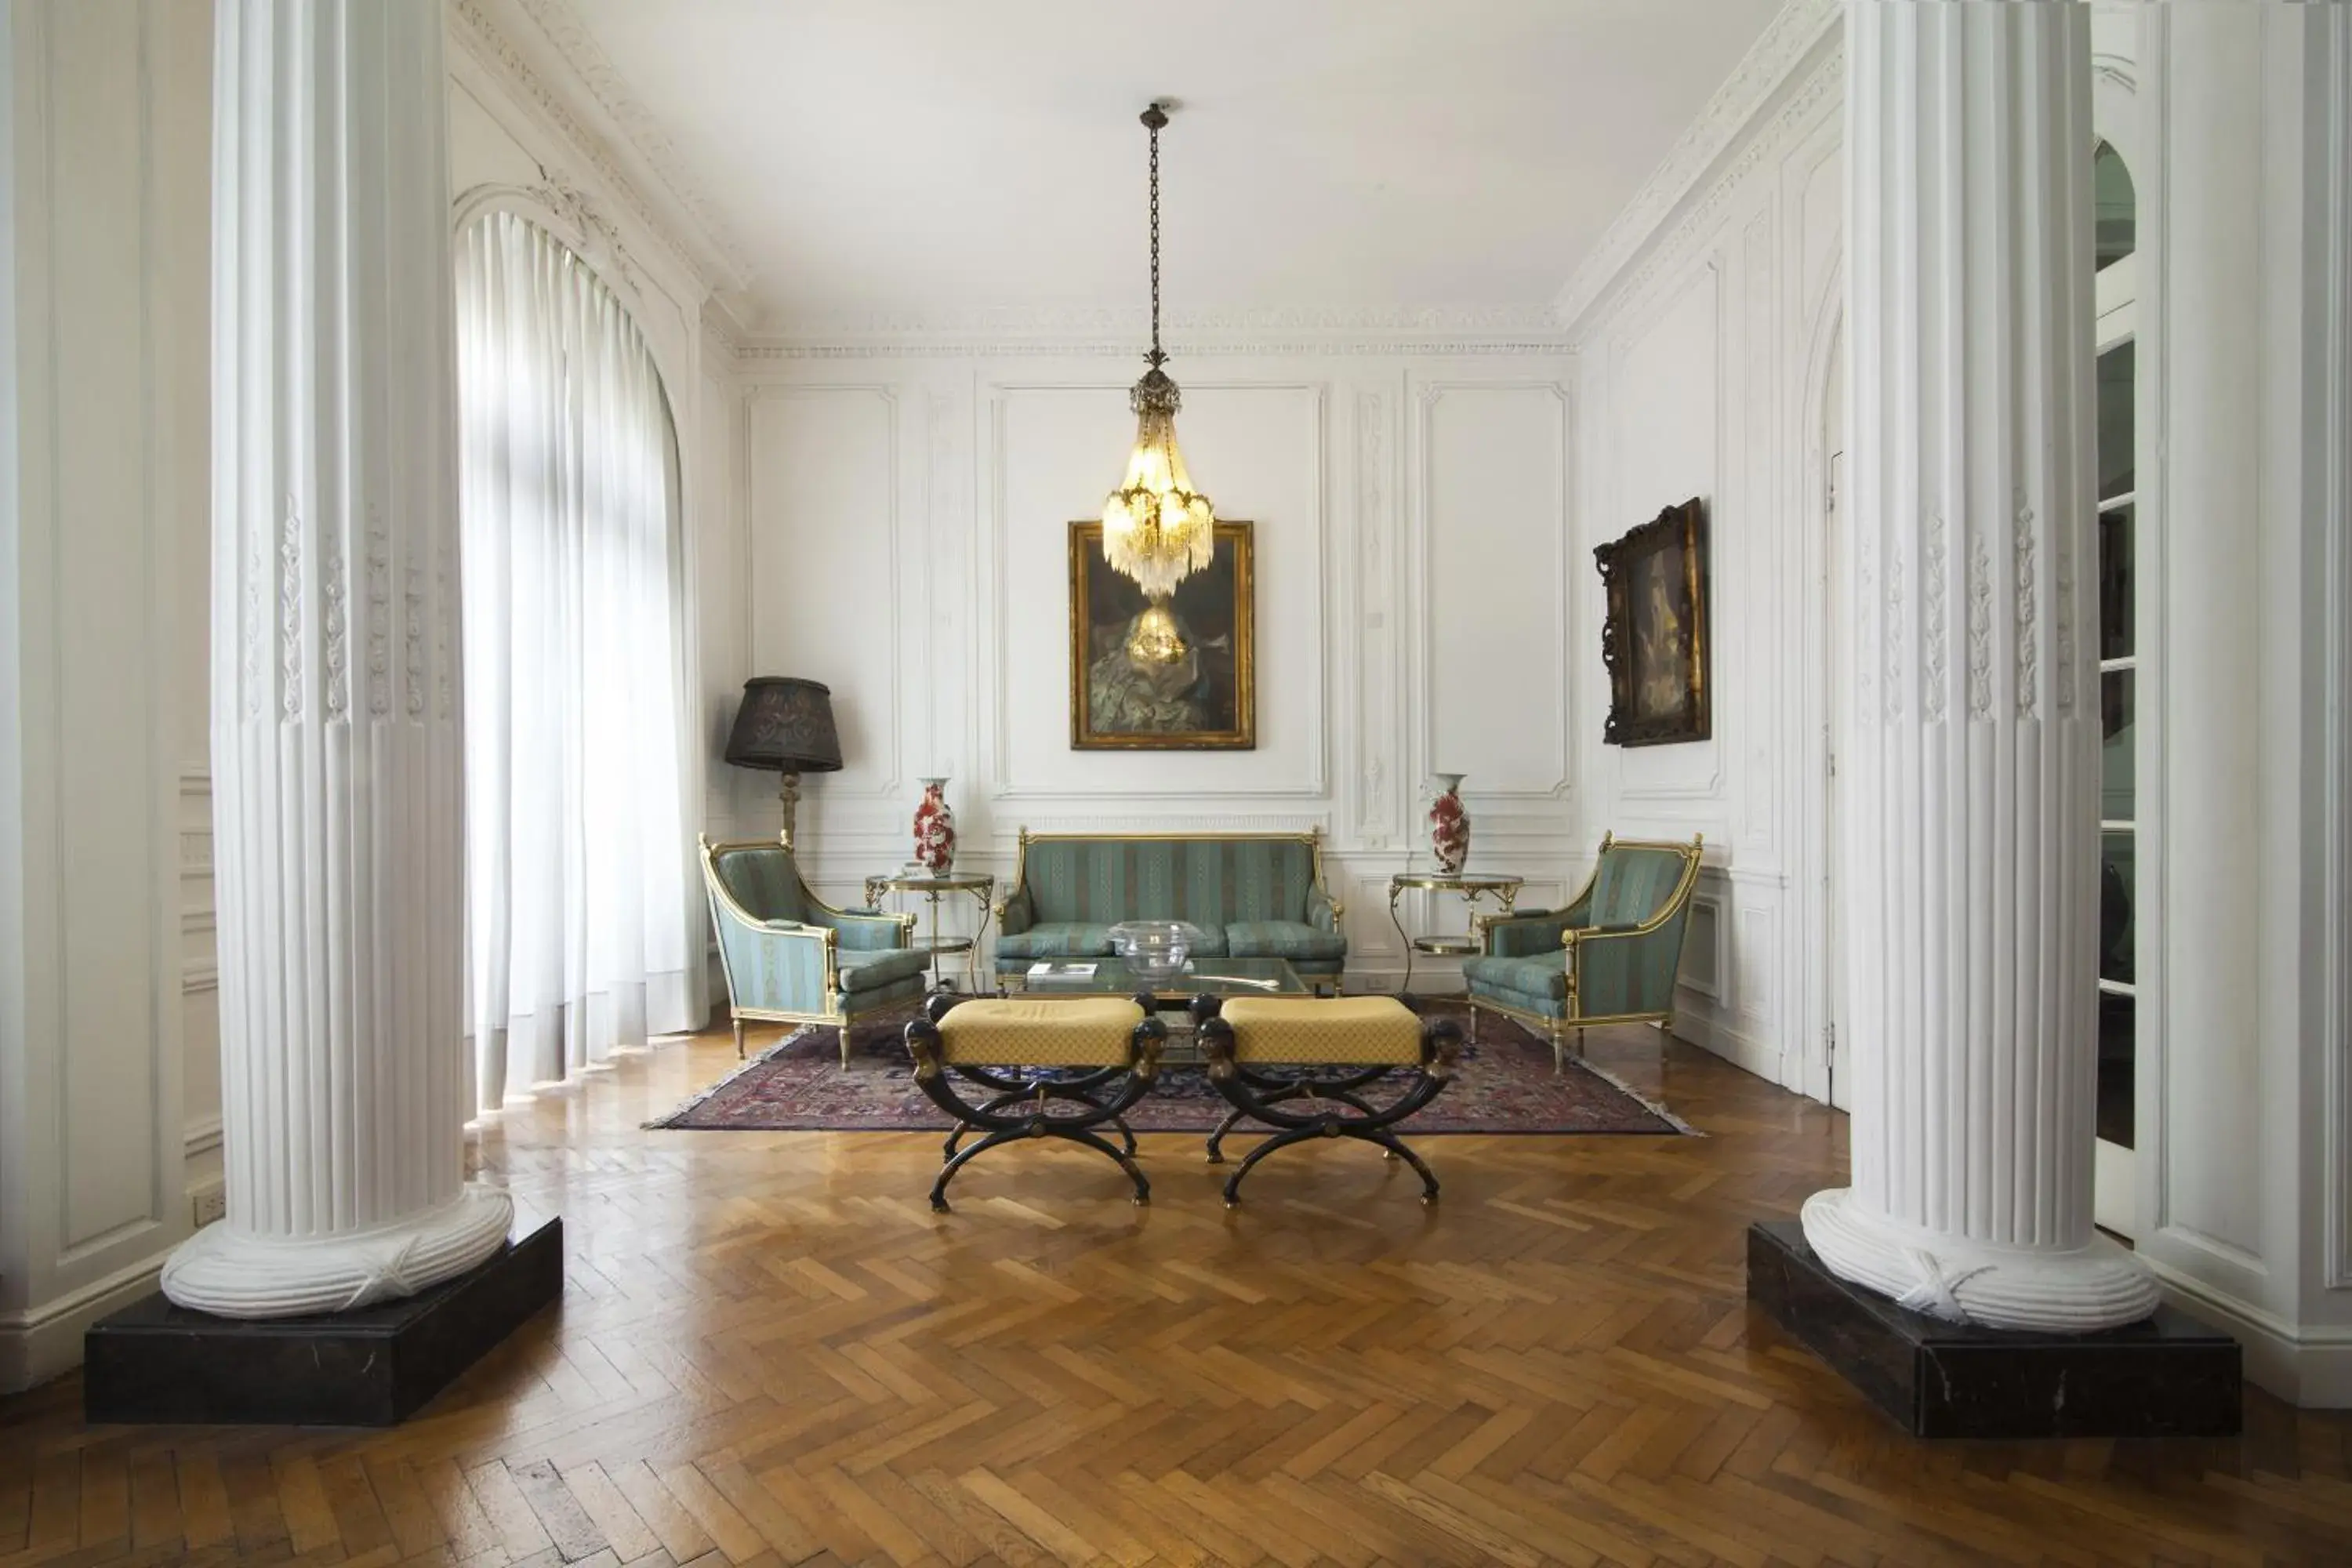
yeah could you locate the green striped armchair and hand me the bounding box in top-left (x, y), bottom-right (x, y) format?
top-left (993, 829), bottom-right (1347, 989)
top-left (701, 837), bottom-right (924, 1066)
top-left (1461, 833), bottom-right (1703, 1071)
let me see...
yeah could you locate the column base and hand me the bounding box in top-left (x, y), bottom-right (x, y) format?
top-left (1800, 1185), bottom-right (2161, 1332)
top-left (159, 1182), bottom-right (515, 1318)
top-left (83, 1217), bottom-right (561, 1427)
top-left (1749, 1221), bottom-right (2240, 1438)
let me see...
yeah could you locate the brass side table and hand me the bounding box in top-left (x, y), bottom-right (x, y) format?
top-left (1388, 872), bottom-right (1523, 994)
top-left (863, 871), bottom-right (995, 993)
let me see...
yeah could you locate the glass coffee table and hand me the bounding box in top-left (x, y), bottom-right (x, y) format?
top-left (1019, 957), bottom-right (1307, 1063)
top-left (1020, 956), bottom-right (1306, 1000)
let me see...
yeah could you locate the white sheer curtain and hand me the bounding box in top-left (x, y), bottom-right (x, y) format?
top-left (456, 209), bottom-right (700, 1112)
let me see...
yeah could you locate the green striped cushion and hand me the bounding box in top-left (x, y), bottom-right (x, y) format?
top-left (1462, 951), bottom-right (1570, 1000)
top-left (1018, 838), bottom-right (1320, 927)
top-left (1224, 920), bottom-right (1348, 962)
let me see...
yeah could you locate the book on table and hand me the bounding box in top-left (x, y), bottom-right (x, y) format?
top-left (1027, 961), bottom-right (1098, 978)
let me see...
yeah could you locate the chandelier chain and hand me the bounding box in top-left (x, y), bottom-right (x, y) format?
top-left (1148, 114), bottom-right (1163, 366)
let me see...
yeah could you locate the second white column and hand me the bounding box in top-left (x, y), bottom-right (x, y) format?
top-left (1800, 0), bottom-right (2158, 1333)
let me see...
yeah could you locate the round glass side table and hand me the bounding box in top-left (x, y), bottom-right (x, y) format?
top-left (862, 870), bottom-right (996, 993)
top-left (1387, 872), bottom-right (1523, 994)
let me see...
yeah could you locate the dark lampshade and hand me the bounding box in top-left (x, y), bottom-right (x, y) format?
top-left (724, 677), bottom-right (843, 774)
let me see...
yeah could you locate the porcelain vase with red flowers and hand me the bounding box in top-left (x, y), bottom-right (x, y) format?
top-left (1428, 773), bottom-right (1469, 875)
top-left (912, 776), bottom-right (956, 874)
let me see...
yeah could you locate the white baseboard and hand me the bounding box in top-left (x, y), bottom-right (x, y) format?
top-left (1672, 1006), bottom-right (1794, 1091)
top-left (2143, 1258), bottom-right (2352, 1408)
top-left (0, 1250), bottom-right (174, 1396)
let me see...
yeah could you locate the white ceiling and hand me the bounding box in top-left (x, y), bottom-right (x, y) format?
top-left (558, 0), bottom-right (1788, 335)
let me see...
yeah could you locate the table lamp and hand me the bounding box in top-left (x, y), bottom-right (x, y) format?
top-left (724, 677), bottom-right (842, 850)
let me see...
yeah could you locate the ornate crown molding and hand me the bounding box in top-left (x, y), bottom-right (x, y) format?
top-left (509, 0), bottom-right (757, 289)
top-left (1575, 46), bottom-right (1842, 354)
top-left (1553, 0), bottom-right (1842, 337)
top-left (445, 0), bottom-right (746, 296)
top-left (731, 303), bottom-right (1573, 361)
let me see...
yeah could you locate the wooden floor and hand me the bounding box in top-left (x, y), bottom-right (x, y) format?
top-left (5, 1019), bottom-right (2350, 1568)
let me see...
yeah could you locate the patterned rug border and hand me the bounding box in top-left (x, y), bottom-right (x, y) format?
top-left (646, 1004), bottom-right (1700, 1138)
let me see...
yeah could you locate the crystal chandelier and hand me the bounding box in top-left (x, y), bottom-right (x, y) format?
top-left (1102, 101), bottom-right (1214, 608)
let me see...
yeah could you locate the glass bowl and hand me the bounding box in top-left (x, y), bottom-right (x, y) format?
top-left (1109, 920), bottom-right (1205, 983)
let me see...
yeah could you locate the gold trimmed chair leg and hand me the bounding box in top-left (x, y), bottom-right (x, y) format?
top-left (1552, 1025), bottom-right (1564, 1076)
top-left (733, 1017), bottom-right (746, 1060)
top-left (840, 1022), bottom-right (853, 1070)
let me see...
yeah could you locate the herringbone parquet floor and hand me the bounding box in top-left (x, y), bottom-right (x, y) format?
top-left (5, 1020), bottom-right (2349, 1567)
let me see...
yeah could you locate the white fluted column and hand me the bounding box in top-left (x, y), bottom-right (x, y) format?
top-left (1800, 0), bottom-right (2158, 1333)
top-left (162, 0), bottom-right (512, 1318)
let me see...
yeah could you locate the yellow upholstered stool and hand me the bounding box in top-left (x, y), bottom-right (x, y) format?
top-left (936, 996), bottom-right (1145, 1066)
top-left (1219, 996), bottom-right (1425, 1065)
top-left (905, 993), bottom-right (1164, 1210)
top-left (1191, 995), bottom-right (1461, 1207)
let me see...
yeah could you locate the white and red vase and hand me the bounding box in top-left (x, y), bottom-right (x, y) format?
top-left (1428, 773), bottom-right (1469, 875)
top-left (912, 776), bottom-right (956, 874)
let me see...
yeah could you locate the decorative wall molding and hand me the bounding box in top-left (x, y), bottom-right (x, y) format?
top-left (1682, 892), bottom-right (1727, 1003)
top-left (444, 0), bottom-right (741, 296)
top-left (2321, 0), bottom-right (2352, 1293)
top-left (506, 0), bottom-right (757, 287)
top-left (982, 379), bottom-right (1334, 803)
top-left (453, 176), bottom-right (637, 292)
top-left (1555, 0), bottom-right (1842, 336)
top-left (736, 304), bottom-right (1573, 361)
top-left (1355, 390), bottom-right (1398, 848)
top-left (1570, 48), bottom-right (1843, 354)
top-left (1602, 258), bottom-right (1728, 809)
top-left (742, 384), bottom-right (906, 805)
top-left (1410, 379), bottom-right (1576, 806)
top-left (183, 1117), bottom-right (223, 1161)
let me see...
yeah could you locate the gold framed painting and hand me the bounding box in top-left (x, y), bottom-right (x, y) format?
top-left (1069, 520), bottom-right (1256, 750)
top-left (1595, 497), bottom-right (1710, 746)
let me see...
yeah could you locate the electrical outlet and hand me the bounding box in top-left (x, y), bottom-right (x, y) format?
top-left (190, 1183), bottom-right (227, 1229)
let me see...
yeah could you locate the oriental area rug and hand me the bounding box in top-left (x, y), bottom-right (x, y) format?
top-left (651, 999), bottom-right (1693, 1137)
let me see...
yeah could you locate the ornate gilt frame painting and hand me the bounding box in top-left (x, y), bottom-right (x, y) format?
top-left (1596, 497), bottom-right (1710, 746)
top-left (1069, 520), bottom-right (1256, 750)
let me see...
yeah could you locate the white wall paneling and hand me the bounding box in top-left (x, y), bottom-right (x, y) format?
top-left (717, 349), bottom-right (1577, 986)
top-left (2124, 0), bottom-right (2352, 1404)
top-left (1413, 380), bottom-right (1574, 840)
top-left (1563, 24), bottom-right (1842, 1103)
top-left (0, 0), bottom-right (209, 1389)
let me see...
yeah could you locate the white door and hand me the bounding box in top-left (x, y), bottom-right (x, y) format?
top-left (1823, 314), bottom-right (1852, 1112)
top-left (1824, 445), bottom-right (1849, 1112)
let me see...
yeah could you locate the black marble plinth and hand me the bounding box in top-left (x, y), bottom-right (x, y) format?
top-left (84, 1218), bottom-right (562, 1427)
top-left (1747, 1220), bottom-right (2241, 1439)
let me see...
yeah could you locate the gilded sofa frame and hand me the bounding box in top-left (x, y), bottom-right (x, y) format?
top-left (991, 826), bottom-right (1347, 993)
top-left (1467, 832), bottom-right (1704, 1073)
top-left (700, 834), bottom-right (919, 1065)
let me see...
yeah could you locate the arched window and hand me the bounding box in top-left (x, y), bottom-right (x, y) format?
top-left (455, 210), bottom-right (699, 1112)
top-left (2092, 140), bottom-right (2140, 1183)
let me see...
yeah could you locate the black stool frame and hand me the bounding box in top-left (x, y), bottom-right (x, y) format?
top-left (905, 993), bottom-right (1165, 1211)
top-left (1190, 996), bottom-right (1462, 1207)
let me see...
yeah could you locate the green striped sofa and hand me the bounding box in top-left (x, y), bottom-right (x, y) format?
top-left (993, 829), bottom-right (1346, 989)
top-left (1461, 833), bottom-right (1703, 1072)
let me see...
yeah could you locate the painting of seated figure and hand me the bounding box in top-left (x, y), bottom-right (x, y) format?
top-left (1068, 519), bottom-right (1255, 750)
top-left (1595, 497), bottom-right (1710, 746)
